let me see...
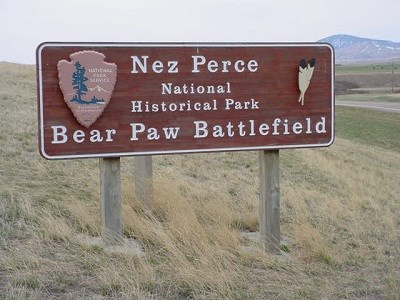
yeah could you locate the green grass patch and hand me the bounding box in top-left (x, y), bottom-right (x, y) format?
top-left (336, 106), bottom-right (400, 151)
top-left (336, 63), bottom-right (400, 74)
top-left (336, 93), bottom-right (400, 103)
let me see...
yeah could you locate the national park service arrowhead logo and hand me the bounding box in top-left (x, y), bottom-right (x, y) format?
top-left (58, 51), bottom-right (117, 128)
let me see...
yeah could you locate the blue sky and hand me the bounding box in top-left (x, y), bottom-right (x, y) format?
top-left (1, 0), bottom-right (399, 64)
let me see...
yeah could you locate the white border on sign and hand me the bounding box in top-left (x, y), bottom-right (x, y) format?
top-left (37, 42), bottom-right (335, 160)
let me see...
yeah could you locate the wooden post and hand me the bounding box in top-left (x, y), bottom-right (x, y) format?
top-left (392, 61), bottom-right (394, 93)
top-left (134, 156), bottom-right (153, 206)
top-left (100, 157), bottom-right (123, 245)
top-left (259, 150), bottom-right (280, 254)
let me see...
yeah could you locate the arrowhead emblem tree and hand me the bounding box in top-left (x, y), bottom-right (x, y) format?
top-left (71, 61), bottom-right (89, 104)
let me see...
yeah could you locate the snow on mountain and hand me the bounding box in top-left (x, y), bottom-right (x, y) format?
top-left (88, 86), bottom-right (111, 93)
top-left (319, 34), bottom-right (400, 63)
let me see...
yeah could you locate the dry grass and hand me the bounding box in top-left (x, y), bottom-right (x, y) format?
top-left (336, 72), bottom-right (400, 89)
top-left (0, 62), bottom-right (399, 299)
top-left (335, 64), bottom-right (400, 94)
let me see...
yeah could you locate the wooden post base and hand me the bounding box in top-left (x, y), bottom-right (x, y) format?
top-left (259, 150), bottom-right (281, 254)
top-left (100, 157), bottom-right (123, 246)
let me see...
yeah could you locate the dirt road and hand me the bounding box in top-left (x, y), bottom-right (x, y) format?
top-left (336, 101), bottom-right (400, 113)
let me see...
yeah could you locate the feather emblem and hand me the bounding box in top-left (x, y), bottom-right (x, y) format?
top-left (298, 58), bottom-right (316, 105)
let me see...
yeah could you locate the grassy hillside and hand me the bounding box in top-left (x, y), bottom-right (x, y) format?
top-left (335, 105), bottom-right (400, 151)
top-left (0, 62), bottom-right (399, 299)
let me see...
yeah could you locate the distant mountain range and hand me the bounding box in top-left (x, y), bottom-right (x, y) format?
top-left (318, 34), bottom-right (400, 63)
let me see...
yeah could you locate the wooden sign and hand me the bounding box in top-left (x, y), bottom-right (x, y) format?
top-left (37, 43), bottom-right (334, 159)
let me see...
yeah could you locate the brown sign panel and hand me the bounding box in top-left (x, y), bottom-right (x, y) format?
top-left (37, 43), bottom-right (334, 159)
